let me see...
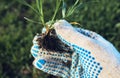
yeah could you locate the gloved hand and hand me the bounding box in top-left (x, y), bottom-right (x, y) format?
top-left (54, 20), bottom-right (120, 78)
top-left (31, 20), bottom-right (120, 78)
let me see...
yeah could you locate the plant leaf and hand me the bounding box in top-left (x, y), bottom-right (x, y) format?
top-left (62, 0), bottom-right (66, 18)
top-left (18, 0), bottom-right (40, 16)
top-left (24, 17), bottom-right (42, 24)
top-left (66, 0), bottom-right (80, 17)
top-left (36, 0), bottom-right (45, 25)
top-left (50, 0), bottom-right (62, 27)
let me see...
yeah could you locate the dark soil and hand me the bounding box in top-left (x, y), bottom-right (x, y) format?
top-left (37, 29), bottom-right (73, 54)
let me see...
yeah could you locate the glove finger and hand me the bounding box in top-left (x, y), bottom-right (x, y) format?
top-left (33, 57), bottom-right (70, 78)
top-left (53, 20), bottom-right (113, 53)
top-left (54, 20), bottom-right (96, 49)
top-left (31, 34), bottom-right (41, 58)
top-left (32, 34), bottom-right (41, 44)
top-left (31, 44), bottom-right (40, 58)
top-left (33, 58), bottom-right (46, 69)
top-left (54, 20), bottom-right (107, 43)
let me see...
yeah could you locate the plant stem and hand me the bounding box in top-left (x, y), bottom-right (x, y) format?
top-left (36, 0), bottom-right (45, 26)
top-left (50, 0), bottom-right (62, 28)
top-left (40, 0), bottom-right (45, 25)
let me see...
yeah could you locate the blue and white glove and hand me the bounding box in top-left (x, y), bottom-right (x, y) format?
top-left (31, 20), bottom-right (120, 78)
top-left (54, 20), bottom-right (120, 78)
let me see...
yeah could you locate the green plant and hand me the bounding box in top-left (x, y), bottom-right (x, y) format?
top-left (23, 0), bottom-right (85, 30)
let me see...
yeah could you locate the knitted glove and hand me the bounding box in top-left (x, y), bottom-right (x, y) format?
top-left (54, 20), bottom-right (120, 78)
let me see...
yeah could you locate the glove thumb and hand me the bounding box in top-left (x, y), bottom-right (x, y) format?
top-left (53, 20), bottom-right (94, 50)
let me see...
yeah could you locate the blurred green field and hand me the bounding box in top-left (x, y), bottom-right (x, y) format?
top-left (0, 0), bottom-right (120, 78)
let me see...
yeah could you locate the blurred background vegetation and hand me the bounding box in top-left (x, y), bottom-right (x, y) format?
top-left (0, 0), bottom-right (120, 78)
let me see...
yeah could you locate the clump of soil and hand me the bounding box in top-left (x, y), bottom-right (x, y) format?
top-left (37, 29), bottom-right (73, 54)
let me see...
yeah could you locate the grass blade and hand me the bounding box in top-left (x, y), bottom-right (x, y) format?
top-left (66, 0), bottom-right (80, 17)
top-left (24, 17), bottom-right (42, 24)
top-left (62, 0), bottom-right (66, 18)
top-left (36, 0), bottom-right (45, 25)
top-left (18, 0), bottom-right (40, 16)
top-left (51, 0), bottom-right (62, 23)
